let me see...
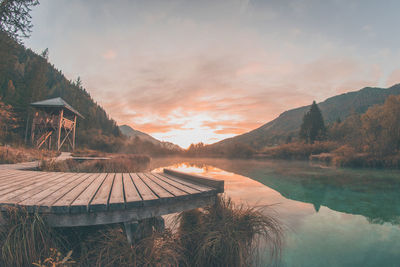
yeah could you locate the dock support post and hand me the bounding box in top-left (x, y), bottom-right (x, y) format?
top-left (123, 216), bottom-right (165, 244)
top-left (124, 220), bottom-right (139, 244)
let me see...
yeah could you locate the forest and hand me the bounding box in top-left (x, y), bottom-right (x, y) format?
top-left (0, 27), bottom-right (180, 156)
top-left (186, 95), bottom-right (400, 168)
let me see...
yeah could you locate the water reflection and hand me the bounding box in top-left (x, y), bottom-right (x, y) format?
top-left (151, 157), bottom-right (400, 266)
top-left (151, 157), bottom-right (400, 226)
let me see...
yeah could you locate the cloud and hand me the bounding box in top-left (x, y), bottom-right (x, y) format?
top-left (27, 0), bottom-right (392, 147)
top-left (102, 49), bottom-right (117, 60)
top-left (386, 69), bottom-right (400, 87)
top-left (131, 122), bottom-right (185, 133)
top-left (87, 53), bottom-right (381, 146)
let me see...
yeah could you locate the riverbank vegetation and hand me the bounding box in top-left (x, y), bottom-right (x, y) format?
top-left (39, 154), bottom-right (151, 173)
top-left (0, 196), bottom-right (283, 267)
top-left (0, 145), bottom-right (58, 164)
top-left (185, 95), bottom-right (400, 168)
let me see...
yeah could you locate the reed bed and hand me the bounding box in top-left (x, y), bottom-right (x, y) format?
top-left (39, 154), bottom-right (151, 173)
top-left (0, 196), bottom-right (283, 266)
top-left (0, 145), bottom-right (58, 164)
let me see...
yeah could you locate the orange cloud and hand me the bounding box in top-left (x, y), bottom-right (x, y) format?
top-left (386, 69), bottom-right (400, 87)
top-left (84, 51), bottom-right (382, 147)
top-left (102, 49), bottom-right (117, 60)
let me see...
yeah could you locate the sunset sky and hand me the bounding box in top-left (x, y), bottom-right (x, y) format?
top-left (26, 0), bottom-right (400, 148)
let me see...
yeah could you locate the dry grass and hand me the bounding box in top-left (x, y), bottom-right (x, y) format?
top-left (177, 196), bottom-right (283, 267)
top-left (260, 141), bottom-right (339, 160)
top-left (0, 207), bottom-right (64, 267)
top-left (79, 226), bottom-right (186, 267)
top-left (0, 145), bottom-right (58, 164)
top-left (39, 154), bottom-right (151, 173)
top-left (71, 149), bottom-right (108, 158)
top-left (0, 196), bottom-right (283, 266)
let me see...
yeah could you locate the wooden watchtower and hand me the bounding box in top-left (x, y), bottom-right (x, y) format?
top-left (30, 97), bottom-right (84, 151)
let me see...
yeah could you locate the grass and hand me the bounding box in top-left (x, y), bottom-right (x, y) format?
top-left (71, 149), bottom-right (108, 158)
top-left (0, 207), bottom-right (63, 267)
top-left (39, 154), bottom-right (151, 173)
top-left (0, 145), bottom-right (58, 164)
top-left (177, 196), bottom-right (283, 267)
top-left (0, 196), bottom-right (283, 266)
top-left (260, 141), bottom-right (339, 160)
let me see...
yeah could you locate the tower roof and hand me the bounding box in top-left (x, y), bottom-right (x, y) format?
top-left (31, 97), bottom-right (84, 118)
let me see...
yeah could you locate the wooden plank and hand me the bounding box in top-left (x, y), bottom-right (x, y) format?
top-left (0, 172), bottom-right (69, 203)
top-left (0, 171), bottom-right (60, 196)
top-left (0, 170), bottom-right (47, 184)
top-left (45, 194), bottom-right (218, 227)
top-left (160, 173), bottom-right (212, 192)
top-left (0, 170), bottom-right (28, 179)
top-left (51, 173), bottom-right (100, 212)
top-left (144, 173), bottom-right (187, 196)
top-left (164, 169), bottom-right (224, 193)
top-left (70, 173), bottom-right (108, 212)
top-left (152, 173), bottom-right (202, 194)
top-left (136, 173), bottom-right (173, 198)
top-left (0, 171), bottom-right (45, 186)
top-left (129, 173), bottom-right (158, 201)
top-left (5, 172), bottom-right (72, 204)
top-left (109, 173), bottom-right (124, 209)
top-left (18, 172), bottom-right (84, 208)
top-left (37, 173), bottom-right (93, 211)
top-left (123, 173), bottom-right (142, 207)
top-left (89, 173), bottom-right (114, 211)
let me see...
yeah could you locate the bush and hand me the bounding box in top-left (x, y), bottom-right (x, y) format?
top-left (80, 226), bottom-right (186, 267)
top-left (177, 196), bottom-right (283, 267)
top-left (0, 207), bottom-right (64, 267)
top-left (261, 141), bottom-right (339, 160)
top-left (0, 197), bottom-right (283, 266)
top-left (39, 154), bottom-right (151, 173)
top-left (0, 145), bottom-right (58, 164)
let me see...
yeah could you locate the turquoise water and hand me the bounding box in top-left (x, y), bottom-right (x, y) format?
top-left (151, 158), bottom-right (400, 267)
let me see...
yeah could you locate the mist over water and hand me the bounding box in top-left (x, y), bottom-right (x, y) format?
top-left (151, 157), bottom-right (400, 266)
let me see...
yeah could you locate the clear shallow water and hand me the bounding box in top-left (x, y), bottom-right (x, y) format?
top-left (150, 158), bottom-right (400, 267)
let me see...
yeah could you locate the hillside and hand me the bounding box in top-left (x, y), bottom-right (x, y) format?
top-left (119, 125), bottom-right (181, 151)
top-left (0, 31), bottom-right (121, 148)
top-left (213, 84), bottom-right (400, 148)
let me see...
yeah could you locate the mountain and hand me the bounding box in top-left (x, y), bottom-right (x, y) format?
top-left (119, 125), bottom-right (181, 151)
top-left (213, 84), bottom-right (400, 148)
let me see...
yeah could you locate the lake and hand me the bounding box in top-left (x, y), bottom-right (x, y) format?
top-left (150, 157), bottom-right (400, 267)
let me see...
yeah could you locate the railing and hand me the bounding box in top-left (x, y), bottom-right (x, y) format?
top-left (33, 115), bottom-right (74, 129)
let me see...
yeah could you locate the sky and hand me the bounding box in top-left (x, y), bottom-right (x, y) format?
top-left (26, 0), bottom-right (400, 148)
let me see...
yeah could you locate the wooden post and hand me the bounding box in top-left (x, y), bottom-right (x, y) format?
top-left (57, 109), bottom-right (64, 151)
top-left (124, 220), bottom-right (139, 244)
top-left (24, 112), bottom-right (30, 145)
top-left (72, 115), bottom-right (76, 151)
top-left (30, 112), bottom-right (37, 146)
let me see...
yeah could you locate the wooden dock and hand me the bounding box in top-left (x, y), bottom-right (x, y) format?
top-left (0, 164), bottom-right (224, 228)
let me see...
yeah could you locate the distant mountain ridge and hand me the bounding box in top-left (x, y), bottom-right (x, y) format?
top-left (212, 84), bottom-right (400, 148)
top-left (119, 125), bottom-right (181, 151)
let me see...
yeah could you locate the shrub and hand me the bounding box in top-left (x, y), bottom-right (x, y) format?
top-left (0, 197), bottom-right (284, 266)
top-left (177, 196), bottom-right (283, 267)
top-left (79, 225), bottom-right (186, 267)
top-left (261, 141), bottom-right (339, 160)
top-left (0, 145), bottom-right (58, 164)
top-left (0, 207), bottom-right (63, 267)
top-left (39, 154), bottom-right (151, 173)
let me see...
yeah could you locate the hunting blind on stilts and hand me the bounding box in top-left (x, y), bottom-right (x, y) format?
top-left (30, 97), bottom-right (84, 151)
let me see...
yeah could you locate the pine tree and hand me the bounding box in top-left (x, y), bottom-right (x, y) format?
top-left (299, 101), bottom-right (326, 143)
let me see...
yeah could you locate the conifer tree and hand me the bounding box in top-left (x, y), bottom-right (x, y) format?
top-left (299, 101), bottom-right (326, 143)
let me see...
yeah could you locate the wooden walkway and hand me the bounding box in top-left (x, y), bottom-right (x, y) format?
top-left (0, 163), bottom-right (224, 227)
